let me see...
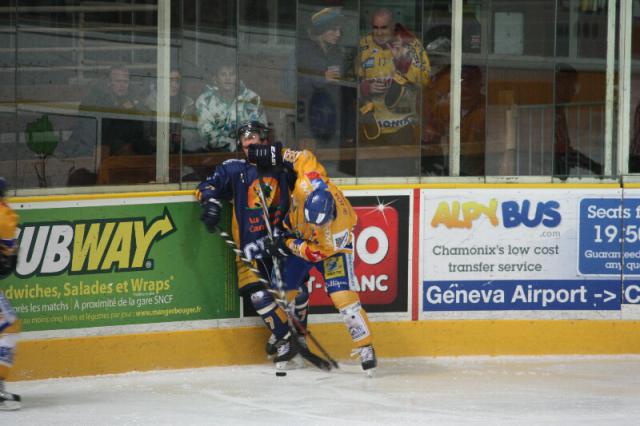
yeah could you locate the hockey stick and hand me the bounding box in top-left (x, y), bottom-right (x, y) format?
top-left (214, 225), bottom-right (332, 371)
top-left (254, 175), bottom-right (339, 369)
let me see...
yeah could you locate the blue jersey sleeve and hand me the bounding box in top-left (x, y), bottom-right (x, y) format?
top-left (195, 160), bottom-right (237, 202)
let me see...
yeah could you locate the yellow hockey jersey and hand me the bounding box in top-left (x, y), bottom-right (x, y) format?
top-left (0, 201), bottom-right (19, 256)
top-left (358, 34), bottom-right (431, 136)
top-left (280, 148), bottom-right (357, 262)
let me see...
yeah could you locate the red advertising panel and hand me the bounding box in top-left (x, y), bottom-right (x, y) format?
top-left (309, 205), bottom-right (399, 305)
top-left (310, 193), bottom-right (410, 313)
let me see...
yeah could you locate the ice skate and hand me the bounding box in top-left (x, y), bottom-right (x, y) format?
top-left (265, 333), bottom-right (277, 358)
top-left (0, 382), bottom-right (21, 411)
top-left (268, 333), bottom-right (307, 361)
top-left (352, 345), bottom-right (377, 377)
top-left (274, 335), bottom-right (304, 372)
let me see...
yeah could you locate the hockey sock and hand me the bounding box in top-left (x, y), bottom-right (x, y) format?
top-left (250, 290), bottom-right (290, 340)
top-left (293, 285), bottom-right (309, 329)
top-left (0, 319), bottom-right (20, 380)
top-left (330, 290), bottom-right (373, 347)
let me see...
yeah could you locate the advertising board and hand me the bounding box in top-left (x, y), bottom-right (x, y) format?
top-left (4, 196), bottom-right (237, 333)
top-left (308, 191), bottom-right (411, 314)
top-left (421, 188), bottom-right (625, 317)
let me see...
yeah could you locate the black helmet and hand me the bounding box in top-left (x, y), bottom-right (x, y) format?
top-left (237, 121), bottom-right (269, 141)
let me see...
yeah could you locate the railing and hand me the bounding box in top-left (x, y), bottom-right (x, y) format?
top-left (503, 102), bottom-right (606, 176)
top-left (0, 2), bottom-right (159, 80)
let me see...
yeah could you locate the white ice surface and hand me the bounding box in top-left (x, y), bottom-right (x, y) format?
top-left (3, 355), bottom-right (640, 425)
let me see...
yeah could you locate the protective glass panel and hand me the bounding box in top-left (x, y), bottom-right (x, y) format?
top-left (185, 0), bottom-right (239, 183)
top-left (2, 0), bottom-right (621, 189)
top-left (293, 1), bottom-right (358, 177)
top-left (137, 1), bottom-right (199, 183)
top-left (0, 1), bottom-right (17, 191)
top-left (629, 2), bottom-right (640, 173)
top-left (485, 0), bottom-right (608, 177)
top-left (421, 0), bottom-right (449, 176)
top-left (6, 1), bottom-right (159, 188)
top-left (238, 0), bottom-right (294, 154)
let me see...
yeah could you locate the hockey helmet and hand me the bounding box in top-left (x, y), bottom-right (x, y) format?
top-left (237, 121), bottom-right (269, 141)
top-left (304, 188), bottom-right (335, 226)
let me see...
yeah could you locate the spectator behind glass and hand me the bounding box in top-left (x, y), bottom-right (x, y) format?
top-left (85, 65), bottom-right (144, 156)
top-left (195, 60), bottom-right (268, 152)
top-left (422, 65), bottom-right (486, 176)
top-left (66, 65), bottom-right (145, 185)
top-left (553, 64), bottom-right (602, 178)
top-left (296, 7), bottom-right (357, 176)
top-left (296, 7), bottom-right (357, 175)
top-left (142, 69), bottom-right (199, 154)
top-left (357, 8), bottom-right (431, 176)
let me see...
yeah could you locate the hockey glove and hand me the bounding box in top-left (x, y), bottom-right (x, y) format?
top-left (195, 183), bottom-right (216, 203)
top-left (0, 252), bottom-right (17, 279)
top-left (247, 142), bottom-right (283, 170)
top-left (200, 198), bottom-right (222, 233)
top-left (263, 235), bottom-right (290, 259)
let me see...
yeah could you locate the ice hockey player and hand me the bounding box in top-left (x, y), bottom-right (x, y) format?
top-left (248, 144), bottom-right (377, 374)
top-left (195, 121), bottom-right (310, 370)
top-left (0, 177), bottom-right (22, 410)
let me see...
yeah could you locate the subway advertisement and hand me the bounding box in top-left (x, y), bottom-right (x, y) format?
top-left (420, 188), bottom-right (640, 319)
top-left (4, 195), bottom-right (239, 332)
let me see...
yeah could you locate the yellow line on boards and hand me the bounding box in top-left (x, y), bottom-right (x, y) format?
top-left (342, 183), bottom-right (621, 191)
top-left (8, 182), bottom-right (625, 203)
top-left (9, 190), bottom-right (195, 203)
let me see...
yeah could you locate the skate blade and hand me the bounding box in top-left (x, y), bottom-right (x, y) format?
top-left (364, 368), bottom-right (376, 378)
top-left (0, 400), bottom-right (21, 411)
top-left (275, 354), bottom-right (306, 372)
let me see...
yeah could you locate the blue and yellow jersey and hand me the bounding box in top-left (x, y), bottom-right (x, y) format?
top-left (0, 200), bottom-right (18, 257)
top-left (358, 34), bottom-right (430, 87)
top-left (358, 34), bottom-right (430, 135)
top-left (195, 159), bottom-right (291, 260)
top-left (280, 148), bottom-right (357, 262)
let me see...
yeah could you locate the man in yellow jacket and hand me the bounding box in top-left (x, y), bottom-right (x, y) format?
top-left (249, 144), bottom-right (377, 374)
top-left (358, 9), bottom-right (430, 142)
top-left (0, 177), bottom-right (21, 410)
top-left (357, 8), bottom-right (430, 176)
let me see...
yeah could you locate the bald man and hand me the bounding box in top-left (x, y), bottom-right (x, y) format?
top-left (357, 9), bottom-right (431, 175)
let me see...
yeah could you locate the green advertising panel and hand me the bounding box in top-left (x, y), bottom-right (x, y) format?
top-left (2, 197), bottom-right (238, 331)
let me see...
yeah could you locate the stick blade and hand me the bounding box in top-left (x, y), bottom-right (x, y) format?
top-left (293, 339), bottom-right (334, 371)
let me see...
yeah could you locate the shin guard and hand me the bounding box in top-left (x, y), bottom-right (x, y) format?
top-left (330, 290), bottom-right (373, 347)
top-left (250, 290), bottom-right (289, 340)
